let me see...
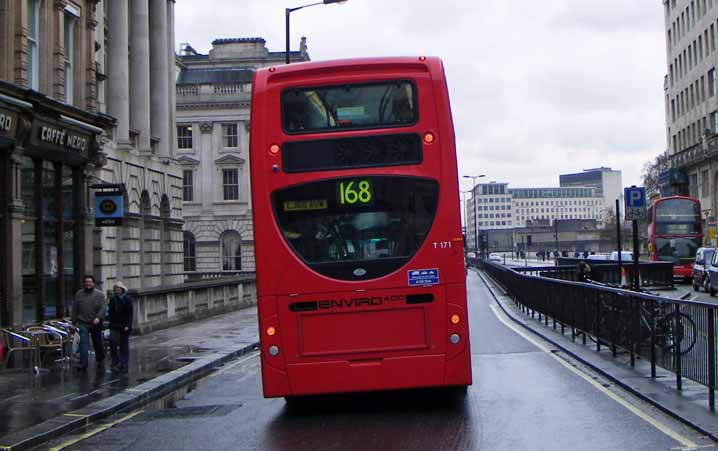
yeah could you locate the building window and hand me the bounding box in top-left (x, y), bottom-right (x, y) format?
top-left (183, 232), bottom-right (196, 272)
top-left (702, 170), bottom-right (710, 196)
top-left (177, 125), bottom-right (193, 149)
top-left (222, 123), bottom-right (238, 148)
top-left (63, 10), bottom-right (77, 104)
top-left (182, 170), bottom-right (193, 202)
top-left (711, 111), bottom-right (717, 132)
top-left (27, 0), bottom-right (39, 90)
top-left (221, 231), bottom-right (241, 271)
top-left (690, 173), bottom-right (699, 197)
top-left (222, 168), bottom-right (239, 200)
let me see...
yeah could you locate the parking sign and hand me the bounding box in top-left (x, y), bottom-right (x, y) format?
top-left (624, 186), bottom-right (646, 221)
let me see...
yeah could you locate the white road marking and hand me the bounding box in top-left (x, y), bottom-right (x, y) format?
top-left (487, 303), bottom-right (702, 450)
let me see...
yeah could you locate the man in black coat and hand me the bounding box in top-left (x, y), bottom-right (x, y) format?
top-left (108, 281), bottom-right (133, 373)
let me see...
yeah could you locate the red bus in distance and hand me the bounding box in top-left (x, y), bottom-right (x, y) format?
top-left (249, 57), bottom-right (472, 398)
top-left (647, 196), bottom-right (702, 279)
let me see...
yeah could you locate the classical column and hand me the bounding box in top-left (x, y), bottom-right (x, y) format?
top-left (150, 0), bottom-right (169, 157)
top-left (130, 0), bottom-right (152, 153)
top-left (167, 0), bottom-right (176, 158)
top-left (107, 0), bottom-right (130, 144)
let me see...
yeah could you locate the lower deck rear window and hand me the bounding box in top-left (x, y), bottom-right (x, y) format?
top-left (272, 176), bottom-right (438, 280)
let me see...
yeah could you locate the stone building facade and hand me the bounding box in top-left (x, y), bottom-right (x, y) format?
top-left (0, 0), bottom-right (114, 326)
top-left (176, 38), bottom-right (309, 274)
top-left (662, 0), bottom-right (718, 242)
top-left (92, 0), bottom-right (183, 291)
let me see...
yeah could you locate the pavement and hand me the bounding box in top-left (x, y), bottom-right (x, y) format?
top-left (0, 307), bottom-right (259, 451)
top-left (476, 268), bottom-right (718, 441)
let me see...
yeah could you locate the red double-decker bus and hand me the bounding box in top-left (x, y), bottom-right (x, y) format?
top-left (647, 196), bottom-right (702, 279)
top-left (249, 57), bottom-right (472, 398)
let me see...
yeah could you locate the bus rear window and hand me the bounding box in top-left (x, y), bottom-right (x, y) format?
top-left (281, 81), bottom-right (417, 133)
top-left (272, 176), bottom-right (438, 280)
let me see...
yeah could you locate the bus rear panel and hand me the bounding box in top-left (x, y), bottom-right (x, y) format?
top-left (249, 57), bottom-right (472, 397)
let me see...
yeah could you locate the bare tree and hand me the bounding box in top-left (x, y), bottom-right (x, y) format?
top-left (642, 152), bottom-right (670, 199)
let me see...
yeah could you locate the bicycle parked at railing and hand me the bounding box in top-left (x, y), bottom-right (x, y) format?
top-left (585, 280), bottom-right (697, 356)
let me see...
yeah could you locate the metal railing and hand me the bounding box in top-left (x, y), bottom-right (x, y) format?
top-left (520, 261), bottom-right (674, 288)
top-left (477, 260), bottom-right (717, 412)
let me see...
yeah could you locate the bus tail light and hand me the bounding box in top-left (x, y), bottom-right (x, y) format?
top-left (450, 314), bottom-right (461, 325)
top-left (419, 56), bottom-right (427, 62)
top-left (266, 326), bottom-right (276, 336)
top-left (269, 144), bottom-right (280, 155)
top-left (423, 133), bottom-right (435, 144)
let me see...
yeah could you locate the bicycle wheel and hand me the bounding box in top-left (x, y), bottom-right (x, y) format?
top-left (658, 312), bottom-right (697, 355)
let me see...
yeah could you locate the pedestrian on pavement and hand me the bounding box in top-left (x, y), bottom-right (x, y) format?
top-left (72, 275), bottom-right (106, 371)
top-left (108, 281), bottom-right (133, 373)
top-left (576, 261), bottom-right (592, 283)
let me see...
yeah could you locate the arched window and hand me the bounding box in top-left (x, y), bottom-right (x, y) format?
top-left (221, 231), bottom-right (241, 271)
top-left (183, 232), bottom-right (196, 272)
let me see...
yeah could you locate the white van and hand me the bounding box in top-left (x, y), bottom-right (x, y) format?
top-left (609, 251), bottom-right (633, 261)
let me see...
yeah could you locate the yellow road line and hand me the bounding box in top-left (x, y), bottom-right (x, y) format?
top-left (62, 413), bottom-right (87, 418)
top-left (488, 303), bottom-right (701, 450)
top-left (46, 410), bottom-right (144, 451)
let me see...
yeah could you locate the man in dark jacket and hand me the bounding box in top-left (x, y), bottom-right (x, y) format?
top-left (108, 281), bottom-right (133, 373)
top-left (72, 275), bottom-right (106, 371)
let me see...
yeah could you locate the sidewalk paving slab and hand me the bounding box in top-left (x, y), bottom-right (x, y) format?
top-left (0, 307), bottom-right (259, 451)
top-left (476, 269), bottom-right (718, 441)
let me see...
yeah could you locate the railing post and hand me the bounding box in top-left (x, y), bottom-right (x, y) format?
top-left (674, 303), bottom-right (682, 391)
top-left (630, 297), bottom-right (636, 368)
top-left (596, 292), bottom-right (601, 352)
top-left (650, 302), bottom-right (657, 378)
top-left (582, 292), bottom-right (587, 345)
top-left (707, 308), bottom-right (715, 412)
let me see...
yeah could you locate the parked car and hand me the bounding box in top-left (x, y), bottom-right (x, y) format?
top-left (488, 253), bottom-right (503, 263)
top-left (701, 248), bottom-right (718, 295)
top-left (692, 247), bottom-right (714, 291)
top-left (586, 254), bottom-right (608, 261)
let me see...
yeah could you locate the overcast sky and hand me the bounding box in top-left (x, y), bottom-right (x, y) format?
top-left (175, 0), bottom-right (667, 192)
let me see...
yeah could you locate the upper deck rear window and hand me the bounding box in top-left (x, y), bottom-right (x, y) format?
top-left (281, 81), bottom-right (417, 133)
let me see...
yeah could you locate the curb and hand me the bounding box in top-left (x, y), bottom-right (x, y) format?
top-left (475, 269), bottom-right (718, 442)
top-left (0, 341), bottom-right (260, 451)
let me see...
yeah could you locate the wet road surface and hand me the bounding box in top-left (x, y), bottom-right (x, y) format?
top-left (35, 272), bottom-right (715, 451)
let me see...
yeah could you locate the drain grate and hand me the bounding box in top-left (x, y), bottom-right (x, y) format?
top-left (149, 403), bottom-right (242, 419)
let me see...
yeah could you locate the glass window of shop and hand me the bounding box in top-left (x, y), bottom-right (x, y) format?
top-left (20, 156), bottom-right (78, 324)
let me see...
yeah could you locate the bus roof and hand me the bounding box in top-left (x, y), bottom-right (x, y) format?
top-left (254, 56), bottom-right (443, 82)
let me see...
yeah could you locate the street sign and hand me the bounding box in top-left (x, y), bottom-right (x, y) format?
top-left (624, 186), bottom-right (646, 221)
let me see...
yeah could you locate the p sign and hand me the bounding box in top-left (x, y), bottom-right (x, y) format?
top-left (624, 186), bottom-right (646, 221)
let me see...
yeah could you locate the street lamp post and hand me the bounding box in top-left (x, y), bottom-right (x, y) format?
top-left (463, 174), bottom-right (485, 258)
top-left (286, 0), bottom-right (347, 64)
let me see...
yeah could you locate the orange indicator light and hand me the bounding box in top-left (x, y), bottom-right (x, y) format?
top-left (451, 314), bottom-right (461, 325)
top-left (269, 144), bottom-right (280, 155)
top-left (266, 326), bottom-right (276, 336)
top-left (423, 133), bottom-right (435, 144)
